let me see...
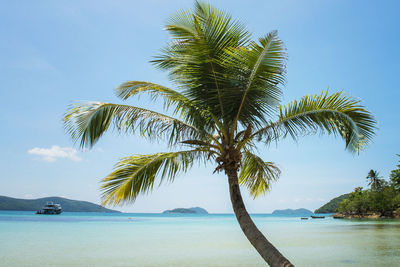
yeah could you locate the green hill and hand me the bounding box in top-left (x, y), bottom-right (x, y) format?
top-left (0, 196), bottom-right (120, 213)
top-left (272, 208), bottom-right (313, 215)
top-left (163, 207), bottom-right (208, 214)
top-left (314, 194), bottom-right (350, 213)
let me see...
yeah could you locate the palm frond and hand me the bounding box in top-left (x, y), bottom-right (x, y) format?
top-left (193, 1), bottom-right (250, 54)
top-left (151, 1), bottom-right (250, 125)
top-left (115, 81), bottom-right (214, 131)
top-left (251, 90), bottom-right (377, 152)
top-left (180, 139), bottom-right (216, 148)
top-left (64, 102), bottom-right (200, 148)
top-left (225, 30), bottom-right (286, 128)
top-left (165, 8), bottom-right (198, 40)
top-left (100, 150), bottom-right (206, 205)
top-left (239, 151), bottom-right (280, 198)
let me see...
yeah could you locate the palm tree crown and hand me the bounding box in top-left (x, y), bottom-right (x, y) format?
top-left (64, 2), bottom-right (376, 265)
top-left (366, 170), bottom-right (384, 191)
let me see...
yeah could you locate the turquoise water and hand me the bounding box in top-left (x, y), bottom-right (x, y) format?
top-left (0, 211), bottom-right (399, 266)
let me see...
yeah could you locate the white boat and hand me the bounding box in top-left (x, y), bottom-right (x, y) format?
top-left (36, 202), bottom-right (62, 214)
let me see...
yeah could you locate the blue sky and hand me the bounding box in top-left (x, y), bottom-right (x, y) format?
top-left (1, 0), bottom-right (399, 213)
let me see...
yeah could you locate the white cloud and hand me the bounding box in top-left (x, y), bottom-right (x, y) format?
top-left (13, 57), bottom-right (56, 71)
top-left (28, 145), bottom-right (82, 162)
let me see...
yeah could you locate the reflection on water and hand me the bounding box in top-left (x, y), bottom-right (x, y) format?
top-left (260, 219), bottom-right (400, 267)
top-left (0, 211), bottom-right (399, 267)
top-left (344, 223), bottom-right (400, 260)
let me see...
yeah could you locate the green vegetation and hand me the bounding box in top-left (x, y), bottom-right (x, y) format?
top-left (390, 155), bottom-right (400, 191)
top-left (64, 2), bottom-right (376, 265)
top-left (315, 194), bottom-right (350, 213)
top-left (337, 157), bottom-right (400, 217)
top-left (0, 196), bottom-right (120, 213)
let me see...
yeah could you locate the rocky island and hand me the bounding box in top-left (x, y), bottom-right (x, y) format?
top-left (163, 207), bottom-right (208, 214)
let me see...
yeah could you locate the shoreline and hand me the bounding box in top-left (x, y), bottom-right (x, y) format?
top-left (332, 211), bottom-right (400, 219)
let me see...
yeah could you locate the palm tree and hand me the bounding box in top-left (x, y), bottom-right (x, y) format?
top-left (390, 155), bottom-right (400, 191)
top-left (64, 2), bottom-right (376, 266)
top-left (366, 170), bottom-right (384, 191)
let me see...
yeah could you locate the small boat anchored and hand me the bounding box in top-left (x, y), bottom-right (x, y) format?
top-left (311, 215), bottom-right (325, 219)
top-left (36, 202), bottom-right (62, 215)
top-left (333, 215), bottom-right (345, 219)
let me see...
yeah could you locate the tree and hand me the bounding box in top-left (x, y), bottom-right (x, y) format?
top-left (338, 176), bottom-right (400, 216)
top-left (390, 155), bottom-right (400, 191)
top-left (366, 170), bottom-right (384, 191)
top-left (64, 2), bottom-right (376, 266)
top-left (339, 187), bottom-right (369, 214)
top-left (390, 169), bottom-right (400, 191)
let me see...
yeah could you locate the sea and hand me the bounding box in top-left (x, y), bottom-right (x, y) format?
top-left (0, 211), bottom-right (399, 267)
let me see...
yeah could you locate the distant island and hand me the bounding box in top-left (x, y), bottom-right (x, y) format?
top-left (314, 194), bottom-right (350, 213)
top-left (272, 208), bottom-right (313, 215)
top-left (0, 196), bottom-right (120, 213)
top-left (163, 207), bottom-right (208, 214)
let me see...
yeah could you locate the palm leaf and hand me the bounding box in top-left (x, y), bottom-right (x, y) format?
top-left (115, 81), bottom-right (214, 132)
top-left (100, 150), bottom-right (206, 205)
top-left (165, 8), bottom-right (198, 40)
top-left (239, 151), bottom-right (280, 198)
top-left (251, 90), bottom-right (377, 152)
top-left (64, 102), bottom-right (200, 148)
top-left (225, 30), bottom-right (286, 129)
top-left (152, 1), bottom-right (250, 125)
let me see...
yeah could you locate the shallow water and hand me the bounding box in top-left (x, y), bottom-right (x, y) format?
top-left (0, 211), bottom-right (399, 266)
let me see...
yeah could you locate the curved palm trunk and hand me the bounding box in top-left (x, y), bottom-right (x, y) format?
top-left (226, 168), bottom-right (294, 267)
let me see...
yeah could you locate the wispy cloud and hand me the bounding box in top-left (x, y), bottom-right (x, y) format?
top-left (10, 56), bottom-right (56, 72)
top-left (28, 145), bottom-right (82, 162)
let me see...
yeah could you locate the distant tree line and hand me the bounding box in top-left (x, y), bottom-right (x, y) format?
top-left (337, 155), bottom-right (400, 217)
